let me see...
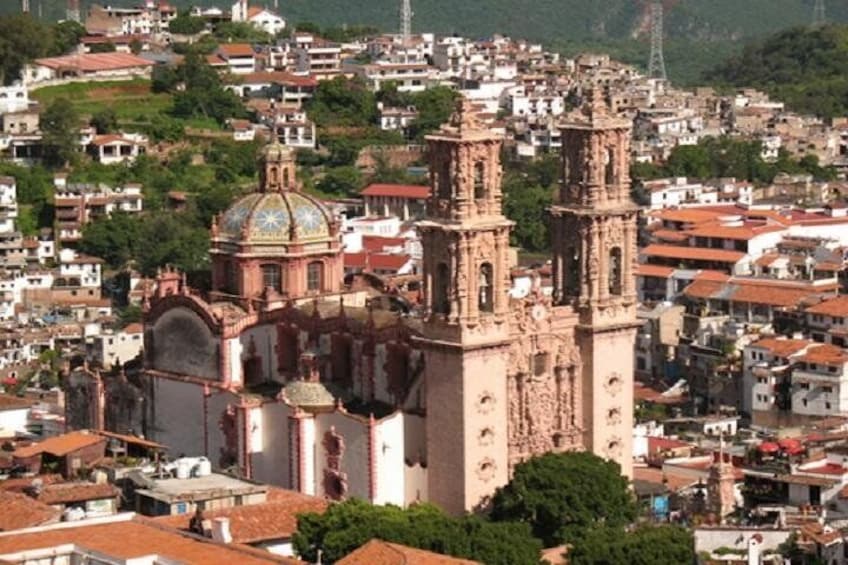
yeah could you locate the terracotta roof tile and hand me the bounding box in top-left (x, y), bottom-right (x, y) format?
top-left (0, 490), bottom-right (60, 531)
top-left (0, 516), bottom-right (296, 564)
top-left (361, 184), bottom-right (430, 199)
top-left (153, 489), bottom-right (327, 543)
top-left (806, 296), bottom-right (848, 317)
top-left (218, 43), bottom-right (255, 57)
top-left (338, 540), bottom-right (480, 565)
top-left (642, 244), bottom-right (745, 263)
top-left (0, 394), bottom-right (33, 411)
top-left (749, 338), bottom-right (813, 358)
top-left (34, 53), bottom-right (152, 72)
top-left (13, 431), bottom-right (105, 459)
top-left (801, 344), bottom-right (848, 365)
top-left (36, 482), bottom-right (118, 505)
top-left (636, 264), bottom-right (675, 278)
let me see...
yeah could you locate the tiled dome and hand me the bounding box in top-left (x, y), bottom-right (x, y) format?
top-left (217, 191), bottom-right (333, 245)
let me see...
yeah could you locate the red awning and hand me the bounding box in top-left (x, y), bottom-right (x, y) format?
top-left (758, 442), bottom-right (780, 454)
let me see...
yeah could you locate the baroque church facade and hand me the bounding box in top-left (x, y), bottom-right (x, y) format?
top-left (134, 94), bottom-right (638, 513)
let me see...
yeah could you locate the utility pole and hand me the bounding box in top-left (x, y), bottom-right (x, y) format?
top-left (21, 0), bottom-right (30, 13)
top-left (67, 0), bottom-right (81, 22)
top-left (813, 0), bottom-right (827, 26)
top-left (647, 0), bottom-right (667, 81)
top-left (400, 0), bottom-right (413, 42)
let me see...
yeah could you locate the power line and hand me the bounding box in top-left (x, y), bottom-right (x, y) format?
top-left (647, 0), bottom-right (667, 81)
top-left (813, 0), bottom-right (827, 26)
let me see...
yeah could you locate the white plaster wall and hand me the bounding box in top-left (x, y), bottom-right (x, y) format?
top-left (317, 411), bottom-right (370, 500)
top-left (302, 417), bottom-right (316, 495)
top-left (0, 407), bottom-right (28, 436)
top-left (251, 402), bottom-right (292, 489)
top-left (373, 412), bottom-right (405, 506)
top-left (226, 337), bottom-right (243, 387)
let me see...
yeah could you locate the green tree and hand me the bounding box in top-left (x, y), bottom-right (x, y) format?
top-left (40, 98), bottom-right (81, 169)
top-left (151, 64), bottom-right (180, 93)
top-left (80, 212), bottom-right (144, 269)
top-left (306, 76), bottom-right (377, 128)
top-left (52, 20), bottom-right (86, 55)
top-left (569, 525), bottom-right (694, 565)
top-left (89, 42), bottom-right (117, 53)
top-left (117, 304), bottom-right (143, 328)
top-left (90, 107), bottom-right (118, 134)
top-left (317, 166), bottom-right (363, 197)
top-left (168, 14), bottom-right (207, 35)
top-left (490, 452), bottom-right (636, 546)
top-left (294, 499), bottom-right (542, 565)
top-left (214, 22), bottom-right (272, 44)
top-left (0, 14), bottom-right (54, 84)
top-left (407, 86), bottom-right (459, 140)
top-left (129, 38), bottom-right (144, 55)
top-left (171, 52), bottom-right (246, 124)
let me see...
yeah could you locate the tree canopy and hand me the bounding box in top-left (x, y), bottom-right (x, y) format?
top-left (293, 499), bottom-right (542, 565)
top-left (40, 98), bottom-right (81, 169)
top-left (170, 52), bottom-right (246, 124)
top-left (568, 525), bottom-right (695, 565)
top-left (490, 451), bottom-right (636, 547)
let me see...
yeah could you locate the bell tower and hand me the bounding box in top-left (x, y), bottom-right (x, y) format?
top-left (551, 89), bottom-right (639, 478)
top-left (259, 141), bottom-right (298, 193)
top-left (418, 99), bottom-right (513, 514)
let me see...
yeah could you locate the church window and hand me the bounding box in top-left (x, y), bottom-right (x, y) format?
top-left (474, 161), bottom-right (485, 199)
top-left (478, 263), bottom-right (493, 313)
top-left (307, 261), bottom-right (323, 291)
top-left (438, 161), bottom-right (451, 199)
top-left (605, 147), bottom-right (616, 186)
top-left (225, 261), bottom-right (238, 294)
top-left (609, 247), bottom-right (623, 296)
top-left (533, 352), bottom-right (548, 376)
top-left (282, 167), bottom-right (290, 188)
top-left (261, 264), bottom-right (283, 292)
top-left (565, 246), bottom-right (580, 296)
top-left (434, 262), bottom-right (451, 315)
top-left (269, 166), bottom-right (279, 187)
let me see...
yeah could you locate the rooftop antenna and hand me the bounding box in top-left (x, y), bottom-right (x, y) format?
top-left (812, 0), bottom-right (827, 26)
top-left (647, 0), bottom-right (667, 81)
top-left (400, 0), bottom-right (413, 42)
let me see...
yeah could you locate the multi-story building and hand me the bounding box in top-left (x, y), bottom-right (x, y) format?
top-left (53, 176), bottom-right (144, 246)
top-left (791, 344), bottom-right (848, 418)
top-left (354, 62), bottom-right (436, 93)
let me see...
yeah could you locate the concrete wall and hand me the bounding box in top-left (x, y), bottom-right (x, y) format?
top-left (149, 307), bottom-right (219, 380)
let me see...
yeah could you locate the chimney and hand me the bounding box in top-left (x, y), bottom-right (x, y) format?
top-left (210, 517), bottom-right (232, 544)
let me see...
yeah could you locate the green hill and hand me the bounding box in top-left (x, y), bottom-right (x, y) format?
top-left (5, 0), bottom-right (848, 85)
top-left (705, 24), bottom-right (848, 117)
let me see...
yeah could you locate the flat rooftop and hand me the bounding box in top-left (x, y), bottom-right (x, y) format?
top-left (135, 473), bottom-right (267, 503)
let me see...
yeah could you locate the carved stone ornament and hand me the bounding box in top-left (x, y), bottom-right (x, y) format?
top-left (477, 391), bottom-right (496, 414)
top-left (479, 427), bottom-right (495, 447)
top-left (604, 372), bottom-right (623, 396)
top-left (605, 436), bottom-right (623, 459)
top-left (606, 407), bottom-right (622, 425)
top-left (476, 457), bottom-right (497, 482)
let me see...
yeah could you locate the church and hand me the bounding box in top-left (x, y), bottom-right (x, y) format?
top-left (138, 93), bottom-right (639, 514)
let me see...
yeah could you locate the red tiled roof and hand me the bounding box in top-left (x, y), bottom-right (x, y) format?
top-left (13, 431), bottom-right (105, 459)
top-left (0, 490), bottom-right (60, 532)
top-left (0, 516), bottom-right (296, 564)
top-left (749, 338), bottom-right (812, 358)
top-left (361, 184), bottom-right (430, 199)
top-left (153, 488), bottom-right (327, 544)
top-left (217, 43), bottom-right (255, 57)
top-left (240, 71), bottom-right (318, 87)
top-left (806, 296), bottom-right (848, 317)
top-left (635, 264), bottom-right (675, 278)
top-left (122, 323), bottom-right (144, 335)
top-left (362, 236), bottom-right (406, 253)
top-left (642, 244), bottom-right (745, 263)
top-left (93, 430), bottom-right (164, 450)
top-left (338, 540), bottom-right (479, 565)
top-left (801, 344), bottom-right (848, 365)
top-left (632, 466), bottom-right (697, 493)
top-left (648, 437), bottom-right (693, 452)
top-left (36, 482), bottom-right (118, 505)
top-left (34, 53), bottom-right (152, 72)
top-left (0, 394), bottom-right (33, 411)
top-left (370, 254), bottom-right (411, 271)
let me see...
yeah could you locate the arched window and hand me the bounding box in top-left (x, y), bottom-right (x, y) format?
top-left (434, 262), bottom-right (450, 314)
top-left (225, 261), bottom-right (238, 294)
top-left (438, 162), bottom-right (451, 199)
top-left (478, 263), bottom-right (493, 312)
top-left (474, 162), bottom-right (485, 199)
top-left (282, 167), bottom-right (290, 188)
top-left (269, 166), bottom-right (279, 187)
top-left (261, 264), bottom-right (283, 292)
top-left (605, 147), bottom-right (616, 186)
top-left (609, 247), bottom-right (622, 296)
top-left (565, 246), bottom-right (580, 296)
top-left (307, 261), bottom-right (323, 292)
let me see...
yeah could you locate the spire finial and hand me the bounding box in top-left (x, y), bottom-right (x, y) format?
top-left (449, 97), bottom-right (481, 131)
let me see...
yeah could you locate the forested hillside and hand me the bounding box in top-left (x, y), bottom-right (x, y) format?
top-left (706, 24), bottom-right (848, 118)
top-left (5, 0), bottom-right (847, 85)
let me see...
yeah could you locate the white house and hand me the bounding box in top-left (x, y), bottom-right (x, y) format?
top-left (91, 323), bottom-right (144, 369)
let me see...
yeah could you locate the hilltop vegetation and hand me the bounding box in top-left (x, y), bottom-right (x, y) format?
top-left (6, 1), bottom-right (848, 85)
top-left (706, 24), bottom-right (848, 117)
